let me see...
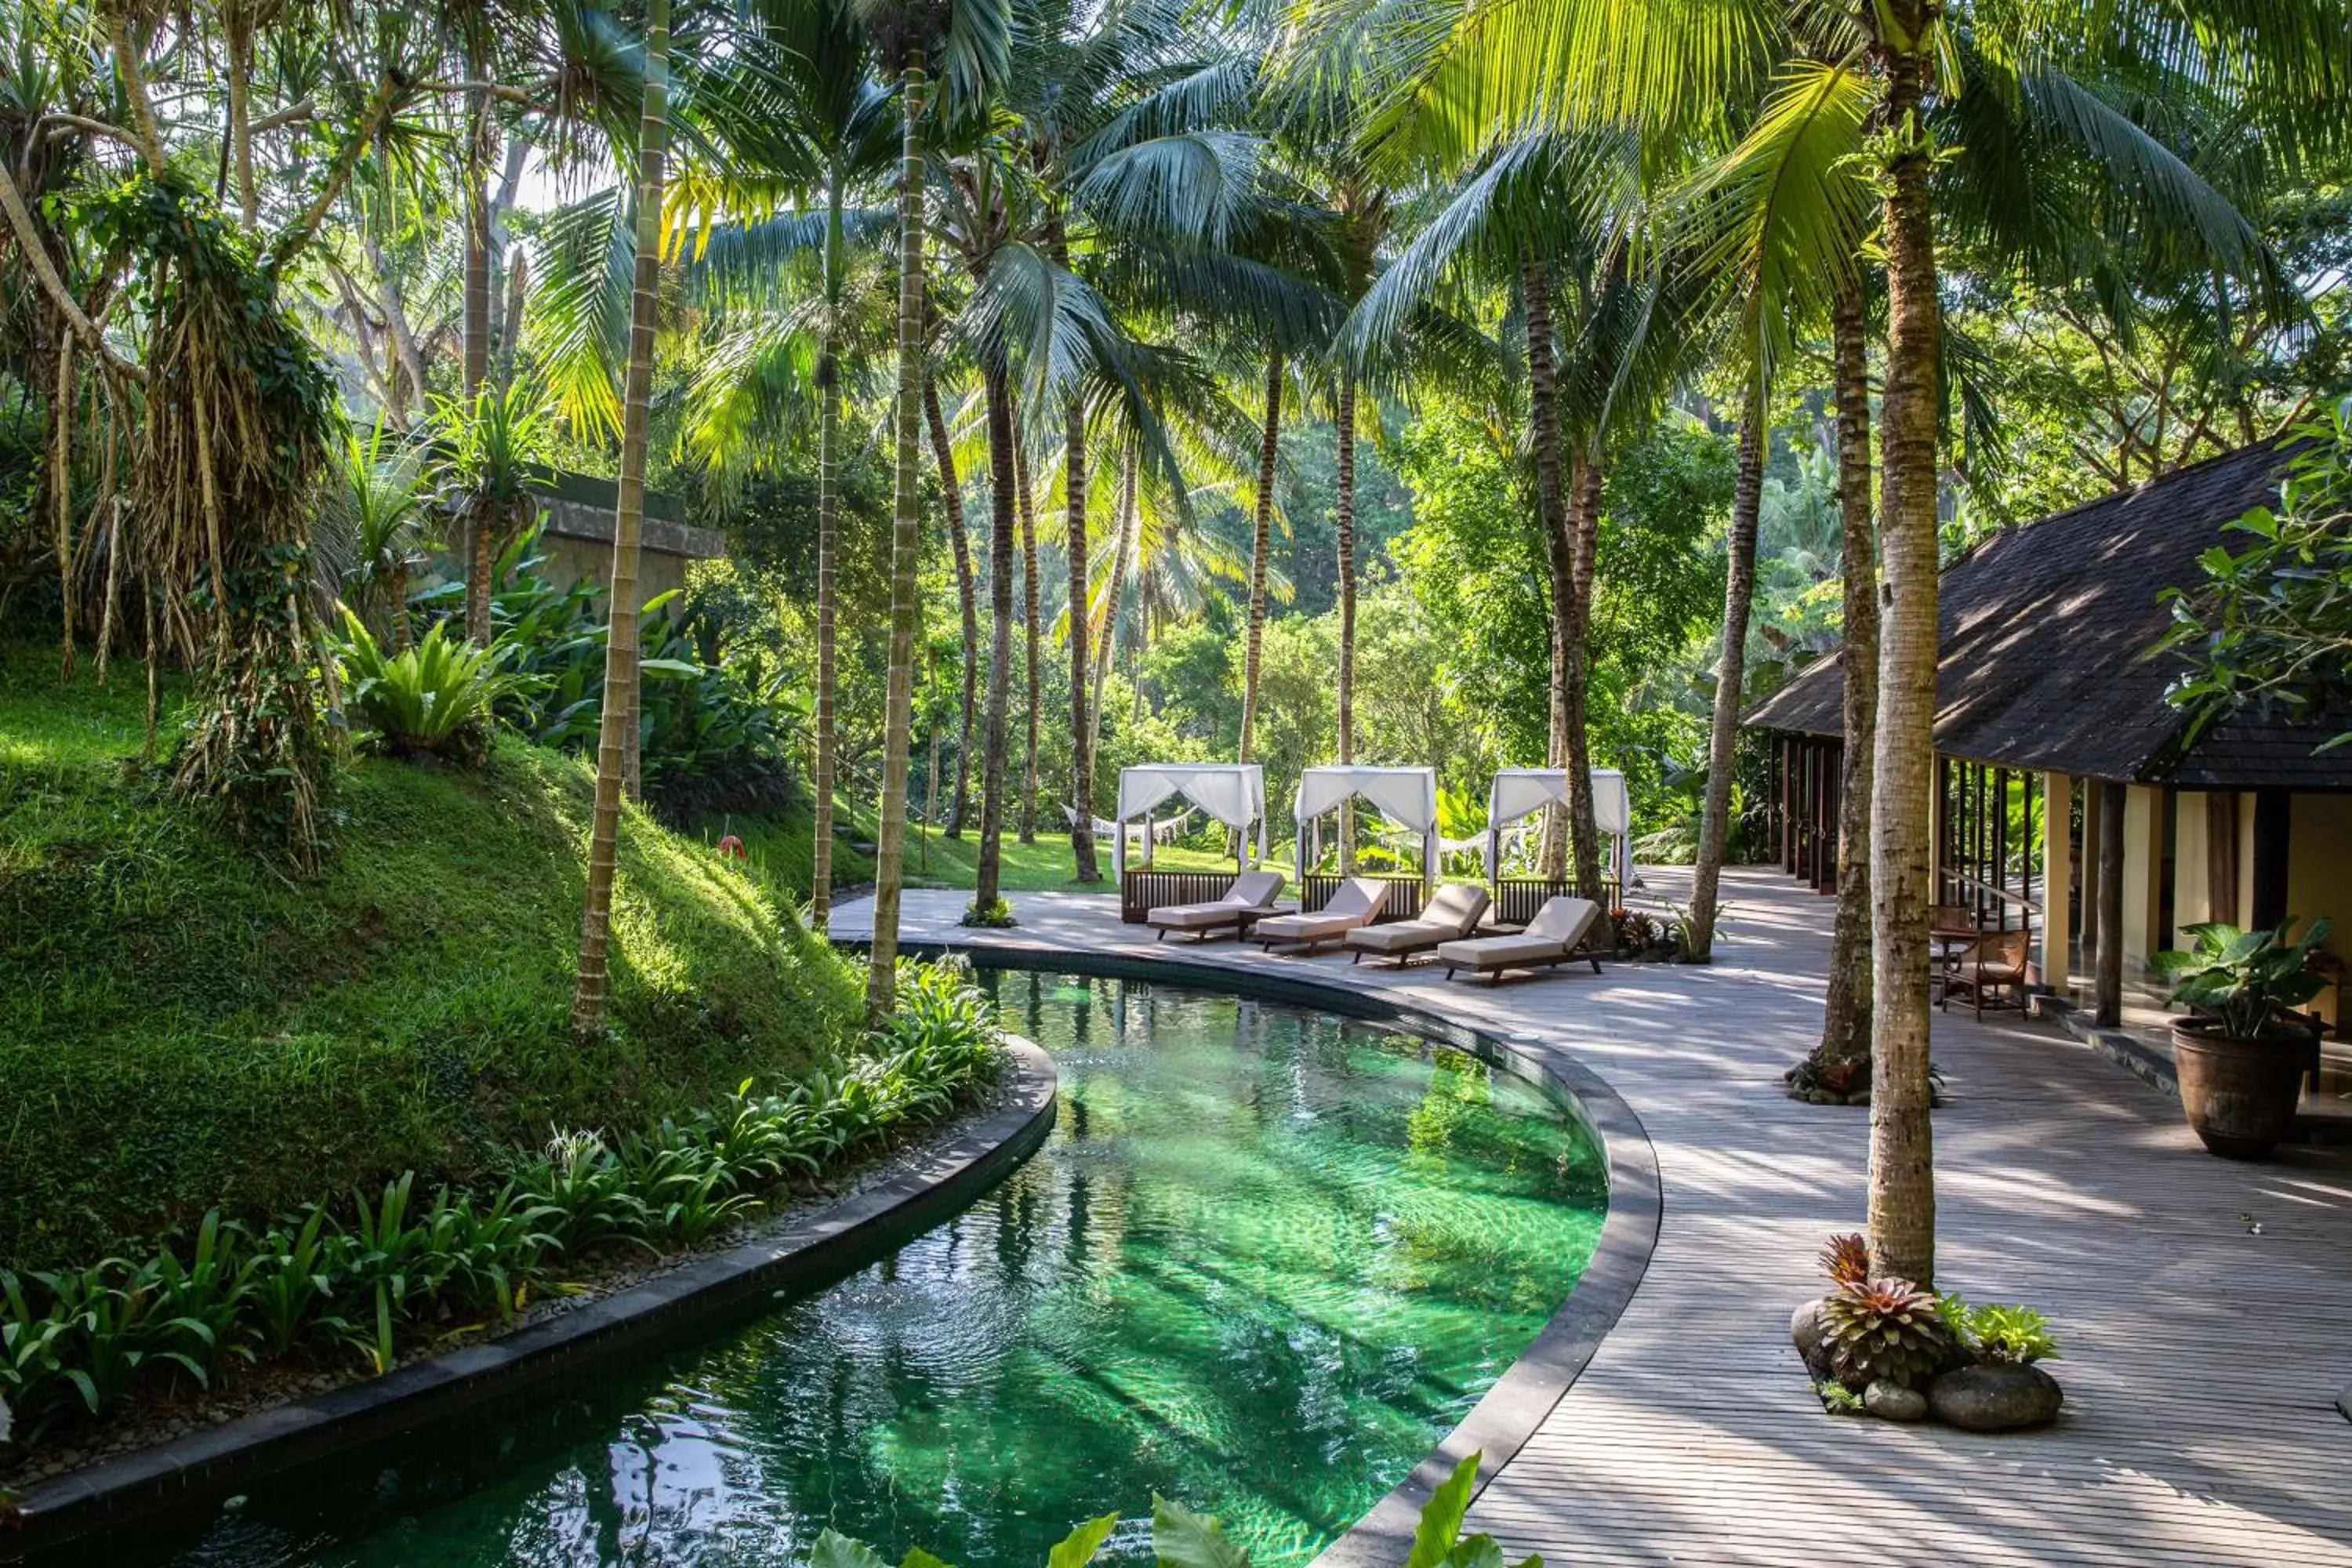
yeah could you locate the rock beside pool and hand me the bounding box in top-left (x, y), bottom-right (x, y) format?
top-left (1864, 1381), bottom-right (1928, 1422)
top-left (1790, 1298), bottom-right (1834, 1380)
top-left (1927, 1363), bottom-right (2063, 1431)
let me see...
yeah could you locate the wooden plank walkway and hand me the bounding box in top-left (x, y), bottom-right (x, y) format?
top-left (831, 866), bottom-right (2352, 1564)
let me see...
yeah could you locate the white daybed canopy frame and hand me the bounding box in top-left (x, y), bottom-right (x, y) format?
top-left (1294, 764), bottom-right (1440, 887)
top-left (1114, 764), bottom-right (1269, 877)
top-left (1485, 767), bottom-right (1633, 888)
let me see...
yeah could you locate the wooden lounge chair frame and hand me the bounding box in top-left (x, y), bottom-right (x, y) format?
top-left (1438, 897), bottom-right (1605, 985)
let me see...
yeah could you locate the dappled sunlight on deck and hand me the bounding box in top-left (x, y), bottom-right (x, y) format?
top-left (832, 865), bottom-right (2352, 1564)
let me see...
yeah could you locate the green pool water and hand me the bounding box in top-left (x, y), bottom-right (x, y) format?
top-left (169, 971), bottom-right (1605, 1568)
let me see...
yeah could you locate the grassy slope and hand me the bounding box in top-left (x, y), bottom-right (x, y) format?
top-left (0, 648), bottom-right (862, 1269)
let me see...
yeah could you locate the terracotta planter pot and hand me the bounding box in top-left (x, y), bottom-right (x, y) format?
top-left (2171, 1022), bottom-right (2314, 1160)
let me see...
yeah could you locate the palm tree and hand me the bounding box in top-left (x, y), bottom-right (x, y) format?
top-left (924, 373), bottom-right (982, 838)
top-left (1327, 0), bottom-right (2332, 1287)
top-left (570, 0), bottom-right (672, 1036)
top-left (865, 52), bottom-right (933, 1015)
top-left (332, 426), bottom-right (429, 650)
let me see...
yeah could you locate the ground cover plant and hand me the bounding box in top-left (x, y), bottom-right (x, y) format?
top-left (0, 960), bottom-right (1000, 1461)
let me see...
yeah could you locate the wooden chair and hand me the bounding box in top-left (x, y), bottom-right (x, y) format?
top-left (1940, 927), bottom-right (2029, 1019)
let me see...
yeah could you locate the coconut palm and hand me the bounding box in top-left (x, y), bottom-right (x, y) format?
top-left (1305, 0), bottom-right (2333, 1282)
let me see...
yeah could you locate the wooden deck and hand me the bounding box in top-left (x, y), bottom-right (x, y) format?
top-left (830, 866), bottom-right (2352, 1564)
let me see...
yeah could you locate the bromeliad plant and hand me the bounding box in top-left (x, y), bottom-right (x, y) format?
top-left (2149, 917), bottom-right (2333, 1041)
top-left (1808, 1234), bottom-right (2060, 1405)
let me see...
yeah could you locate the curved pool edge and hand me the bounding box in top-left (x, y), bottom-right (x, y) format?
top-left (883, 940), bottom-right (1663, 1568)
top-left (0, 1038), bottom-right (1060, 1566)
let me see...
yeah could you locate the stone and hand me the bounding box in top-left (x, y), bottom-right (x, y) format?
top-left (1864, 1381), bottom-right (1928, 1422)
top-left (1928, 1363), bottom-right (2063, 1432)
top-left (1790, 1297), bottom-right (1835, 1381)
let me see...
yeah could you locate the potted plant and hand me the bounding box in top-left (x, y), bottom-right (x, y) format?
top-left (2149, 916), bottom-right (2333, 1160)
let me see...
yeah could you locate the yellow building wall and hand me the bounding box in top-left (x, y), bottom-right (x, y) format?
top-left (2288, 795), bottom-right (2352, 1032)
top-left (2122, 786), bottom-right (2166, 966)
top-left (2174, 793), bottom-right (2211, 944)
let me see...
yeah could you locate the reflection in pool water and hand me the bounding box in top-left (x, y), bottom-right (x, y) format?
top-left (169, 971), bottom-right (1605, 1568)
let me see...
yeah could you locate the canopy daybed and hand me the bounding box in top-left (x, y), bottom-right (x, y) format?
top-left (1484, 767), bottom-right (1633, 891)
top-left (1294, 765), bottom-right (1440, 888)
top-left (1112, 763), bottom-right (1269, 877)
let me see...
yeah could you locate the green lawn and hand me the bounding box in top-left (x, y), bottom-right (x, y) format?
top-left (707, 796), bottom-right (1245, 900)
top-left (0, 643), bottom-right (861, 1266)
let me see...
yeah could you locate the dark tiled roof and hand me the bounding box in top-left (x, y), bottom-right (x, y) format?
top-left (1746, 440), bottom-right (2352, 789)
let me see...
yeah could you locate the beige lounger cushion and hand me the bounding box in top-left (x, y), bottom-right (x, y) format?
top-left (1145, 869), bottom-right (1286, 930)
top-left (1436, 896), bottom-right (1600, 971)
top-left (1150, 901), bottom-right (1254, 931)
top-left (1250, 877), bottom-right (1391, 945)
top-left (1345, 884), bottom-right (1490, 954)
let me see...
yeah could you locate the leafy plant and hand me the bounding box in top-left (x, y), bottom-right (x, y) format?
top-left (809, 1450), bottom-right (1537, 1568)
top-left (1817, 1276), bottom-right (1954, 1392)
top-left (0, 961), bottom-right (1004, 1454)
top-left (2159, 396), bottom-right (2352, 752)
top-left (1938, 1297), bottom-right (2060, 1367)
top-left (1814, 1379), bottom-right (1865, 1414)
top-left (1817, 1233), bottom-right (1871, 1289)
top-left (962, 896), bottom-right (1018, 929)
top-left (332, 609), bottom-right (540, 768)
top-left (248, 1207), bottom-right (339, 1357)
top-left (2149, 916), bottom-right (2333, 1040)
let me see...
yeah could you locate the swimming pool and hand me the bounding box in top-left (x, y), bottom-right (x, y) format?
top-left (165, 970), bottom-right (1606, 1567)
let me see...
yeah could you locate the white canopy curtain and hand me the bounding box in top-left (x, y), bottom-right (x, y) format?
top-left (1113, 764), bottom-right (1269, 877)
top-left (1485, 768), bottom-right (1633, 887)
top-left (1294, 765), bottom-right (1439, 887)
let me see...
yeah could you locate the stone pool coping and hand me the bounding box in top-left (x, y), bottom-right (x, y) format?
top-left (0, 1038), bottom-right (1059, 1566)
top-left (884, 941), bottom-right (1664, 1568)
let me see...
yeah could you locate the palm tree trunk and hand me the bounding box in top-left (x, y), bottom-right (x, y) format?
top-left (924, 375), bottom-right (979, 839)
top-left (1867, 24), bottom-right (1941, 1287)
top-left (811, 176), bottom-right (847, 930)
top-left (1806, 278), bottom-right (1881, 1082)
top-left (864, 56), bottom-right (929, 1022)
top-left (1064, 401), bottom-right (1101, 881)
top-left (461, 85), bottom-right (493, 647)
top-left (1563, 453), bottom-right (1603, 899)
top-left (1238, 350), bottom-right (1282, 761)
top-left (1522, 249), bottom-right (1572, 880)
top-left (569, 0), bottom-right (669, 1036)
top-left (1089, 436), bottom-right (1138, 764)
top-left (1336, 373), bottom-right (1357, 871)
top-left (1014, 423), bottom-right (1041, 846)
top-left (974, 354), bottom-right (1018, 913)
top-left (1686, 380), bottom-right (1766, 960)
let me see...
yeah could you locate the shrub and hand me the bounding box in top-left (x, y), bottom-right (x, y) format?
top-left (332, 609), bottom-right (538, 768)
top-left (420, 539), bottom-right (798, 822)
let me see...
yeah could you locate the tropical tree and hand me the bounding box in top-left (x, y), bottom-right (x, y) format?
top-left (570, 0), bottom-right (674, 1036)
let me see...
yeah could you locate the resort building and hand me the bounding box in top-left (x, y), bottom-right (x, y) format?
top-left (1748, 439), bottom-right (2351, 1042)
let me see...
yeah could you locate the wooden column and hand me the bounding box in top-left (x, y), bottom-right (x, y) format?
top-left (2043, 772), bottom-right (2071, 993)
top-left (2097, 778), bottom-right (2126, 1028)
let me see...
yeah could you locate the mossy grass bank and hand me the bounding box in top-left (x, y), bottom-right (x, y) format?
top-left (0, 644), bottom-right (860, 1269)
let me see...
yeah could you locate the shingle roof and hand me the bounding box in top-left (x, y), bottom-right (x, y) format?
top-left (1745, 440), bottom-right (2352, 789)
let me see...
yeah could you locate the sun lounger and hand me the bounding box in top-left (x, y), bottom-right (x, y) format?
top-left (1344, 883), bottom-right (1491, 967)
top-left (1145, 869), bottom-right (1287, 942)
top-left (1243, 877), bottom-right (1393, 954)
top-left (1436, 895), bottom-right (1602, 984)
